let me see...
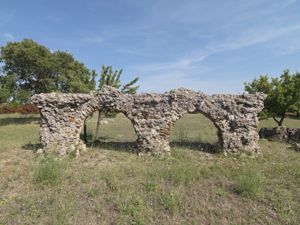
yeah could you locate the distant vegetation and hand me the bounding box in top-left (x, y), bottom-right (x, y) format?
top-left (0, 103), bottom-right (38, 114)
top-left (0, 39), bottom-right (96, 104)
top-left (245, 70), bottom-right (300, 126)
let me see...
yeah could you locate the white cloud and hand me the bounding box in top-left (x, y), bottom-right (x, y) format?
top-left (129, 53), bottom-right (214, 93)
top-left (218, 23), bottom-right (300, 51)
top-left (1, 33), bottom-right (14, 42)
top-left (274, 37), bottom-right (300, 55)
top-left (136, 70), bottom-right (243, 94)
top-left (132, 55), bottom-right (206, 73)
top-left (83, 36), bottom-right (106, 44)
top-left (129, 19), bottom-right (300, 94)
top-left (0, 10), bottom-right (14, 27)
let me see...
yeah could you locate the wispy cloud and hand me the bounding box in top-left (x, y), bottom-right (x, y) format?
top-left (129, 53), bottom-right (213, 93)
top-left (218, 23), bottom-right (300, 51)
top-left (0, 33), bottom-right (15, 42)
top-left (0, 10), bottom-right (14, 27)
top-left (274, 37), bottom-right (300, 56)
top-left (129, 19), bottom-right (300, 93)
top-left (132, 54), bottom-right (207, 73)
top-left (132, 21), bottom-right (300, 67)
top-left (135, 70), bottom-right (243, 94)
top-left (82, 36), bottom-right (106, 44)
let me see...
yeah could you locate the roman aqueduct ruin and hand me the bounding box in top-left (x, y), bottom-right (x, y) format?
top-left (31, 86), bottom-right (265, 156)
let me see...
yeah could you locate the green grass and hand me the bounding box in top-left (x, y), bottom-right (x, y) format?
top-left (0, 114), bottom-right (40, 152)
top-left (234, 169), bottom-right (265, 198)
top-left (159, 191), bottom-right (180, 215)
top-left (33, 156), bottom-right (64, 187)
top-left (0, 113), bottom-right (300, 224)
top-left (83, 113), bottom-right (218, 144)
top-left (258, 115), bottom-right (300, 129)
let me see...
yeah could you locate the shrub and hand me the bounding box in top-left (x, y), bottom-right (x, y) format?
top-left (235, 170), bottom-right (265, 198)
top-left (33, 157), bottom-right (63, 187)
top-left (160, 191), bottom-right (179, 215)
top-left (117, 195), bottom-right (146, 225)
top-left (0, 104), bottom-right (39, 114)
top-left (165, 163), bottom-right (196, 185)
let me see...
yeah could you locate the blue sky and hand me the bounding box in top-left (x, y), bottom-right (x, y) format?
top-left (0, 0), bottom-right (300, 94)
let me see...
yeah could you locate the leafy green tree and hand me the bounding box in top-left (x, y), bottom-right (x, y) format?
top-left (94, 65), bottom-right (139, 140)
top-left (51, 51), bottom-right (96, 93)
top-left (244, 70), bottom-right (300, 126)
top-left (290, 101), bottom-right (300, 117)
top-left (0, 39), bottom-right (96, 103)
top-left (0, 72), bottom-right (16, 103)
top-left (291, 72), bottom-right (300, 117)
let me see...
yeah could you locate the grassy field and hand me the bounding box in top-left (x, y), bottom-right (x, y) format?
top-left (0, 113), bottom-right (300, 224)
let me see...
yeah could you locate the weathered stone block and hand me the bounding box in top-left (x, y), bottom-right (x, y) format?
top-left (259, 126), bottom-right (300, 143)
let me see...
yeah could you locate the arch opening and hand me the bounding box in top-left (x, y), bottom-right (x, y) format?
top-left (80, 111), bottom-right (138, 152)
top-left (170, 112), bottom-right (222, 153)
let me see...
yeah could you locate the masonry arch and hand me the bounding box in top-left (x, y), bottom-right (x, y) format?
top-left (77, 95), bottom-right (139, 152)
top-left (170, 110), bottom-right (223, 152)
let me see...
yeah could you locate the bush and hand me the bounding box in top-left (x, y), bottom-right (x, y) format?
top-left (0, 104), bottom-right (39, 114)
top-left (33, 157), bottom-right (63, 187)
top-left (235, 170), bottom-right (265, 198)
top-left (160, 191), bottom-right (180, 215)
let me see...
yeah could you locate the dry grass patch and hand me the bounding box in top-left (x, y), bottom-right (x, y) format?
top-left (0, 114), bottom-right (300, 224)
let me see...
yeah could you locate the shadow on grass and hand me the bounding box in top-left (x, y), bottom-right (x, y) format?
top-left (81, 131), bottom-right (221, 154)
top-left (90, 140), bottom-right (137, 153)
top-left (171, 141), bottom-right (221, 154)
top-left (22, 142), bottom-right (43, 152)
top-left (287, 115), bottom-right (300, 120)
top-left (0, 116), bottom-right (39, 126)
top-left (22, 139), bottom-right (221, 155)
top-left (82, 135), bottom-right (138, 153)
top-left (90, 138), bottom-right (221, 154)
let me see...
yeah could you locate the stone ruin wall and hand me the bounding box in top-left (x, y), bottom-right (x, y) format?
top-left (259, 126), bottom-right (300, 143)
top-left (31, 86), bottom-right (266, 157)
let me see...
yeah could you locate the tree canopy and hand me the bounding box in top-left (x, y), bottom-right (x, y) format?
top-left (244, 70), bottom-right (300, 126)
top-left (0, 39), bottom-right (96, 103)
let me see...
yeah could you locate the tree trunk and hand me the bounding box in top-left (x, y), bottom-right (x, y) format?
top-left (273, 113), bottom-right (286, 127)
top-left (83, 119), bottom-right (88, 144)
top-left (94, 110), bottom-right (105, 141)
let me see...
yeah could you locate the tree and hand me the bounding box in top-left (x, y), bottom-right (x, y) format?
top-left (290, 101), bottom-right (300, 117)
top-left (94, 65), bottom-right (139, 140)
top-left (244, 70), bottom-right (300, 126)
top-left (291, 72), bottom-right (300, 117)
top-left (0, 72), bottom-right (16, 103)
top-left (0, 39), bottom-right (96, 103)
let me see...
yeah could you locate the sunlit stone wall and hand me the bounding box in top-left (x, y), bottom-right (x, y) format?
top-left (31, 86), bottom-right (265, 157)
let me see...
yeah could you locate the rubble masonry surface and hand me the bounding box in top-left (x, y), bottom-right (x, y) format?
top-left (31, 87), bottom-right (265, 156)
